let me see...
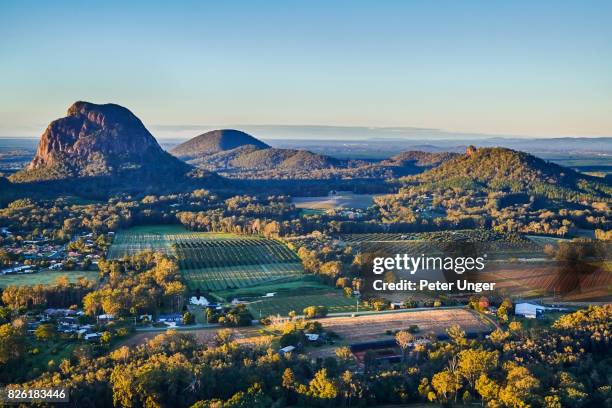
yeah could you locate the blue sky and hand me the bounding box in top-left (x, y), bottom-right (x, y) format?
top-left (1, 1), bottom-right (611, 139)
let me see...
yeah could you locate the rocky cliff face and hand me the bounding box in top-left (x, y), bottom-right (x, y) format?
top-left (14, 101), bottom-right (191, 181)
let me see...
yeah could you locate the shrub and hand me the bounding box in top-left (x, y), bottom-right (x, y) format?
top-left (303, 306), bottom-right (328, 319)
top-left (182, 312), bottom-right (195, 325)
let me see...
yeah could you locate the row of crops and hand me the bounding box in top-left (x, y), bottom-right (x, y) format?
top-left (107, 228), bottom-right (304, 291)
top-left (174, 238), bottom-right (299, 269)
top-left (106, 233), bottom-right (175, 258)
top-left (182, 263), bottom-right (303, 291)
top-left (340, 230), bottom-right (534, 244)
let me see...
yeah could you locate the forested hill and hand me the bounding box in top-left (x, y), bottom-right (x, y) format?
top-left (409, 146), bottom-right (612, 202)
top-left (230, 148), bottom-right (342, 170)
top-left (171, 129), bottom-right (270, 160)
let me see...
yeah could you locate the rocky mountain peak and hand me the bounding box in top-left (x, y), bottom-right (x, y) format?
top-left (12, 101), bottom-right (189, 182)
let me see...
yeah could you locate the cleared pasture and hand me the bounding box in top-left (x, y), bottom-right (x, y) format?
top-left (0, 270), bottom-right (97, 288)
top-left (216, 275), bottom-right (330, 299)
top-left (247, 290), bottom-right (363, 318)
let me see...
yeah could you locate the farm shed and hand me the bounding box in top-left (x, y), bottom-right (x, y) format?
top-left (279, 345), bottom-right (296, 355)
top-left (514, 302), bottom-right (545, 319)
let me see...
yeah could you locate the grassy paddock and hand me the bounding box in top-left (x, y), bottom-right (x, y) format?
top-left (216, 275), bottom-right (329, 299)
top-left (0, 270), bottom-right (97, 288)
top-left (228, 278), bottom-right (368, 318)
top-left (515, 311), bottom-right (569, 330)
top-left (248, 291), bottom-right (363, 318)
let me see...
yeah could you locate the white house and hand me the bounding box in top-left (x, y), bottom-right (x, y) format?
top-left (279, 345), bottom-right (296, 355)
top-left (190, 296), bottom-right (209, 306)
top-left (2, 265), bottom-right (34, 275)
top-left (97, 314), bottom-right (115, 323)
top-left (84, 333), bottom-right (101, 341)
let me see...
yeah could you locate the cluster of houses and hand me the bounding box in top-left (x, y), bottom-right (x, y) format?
top-left (26, 308), bottom-right (105, 342)
top-left (0, 230), bottom-right (107, 275)
top-left (1, 264), bottom-right (36, 275)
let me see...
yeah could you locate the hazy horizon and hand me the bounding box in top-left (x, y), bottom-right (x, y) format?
top-left (2, 122), bottom-right (612, 142)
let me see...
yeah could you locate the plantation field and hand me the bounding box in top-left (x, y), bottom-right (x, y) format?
top-left (341, 234), bottom-right (542, 263)
top-left (108, 225), bottom-right (303, 290)
top-left (182, 263), bottom-right (303, 291)
top-left (0, 270), bottom-right (97, 288)
top-left (340, 230), bottom-right (536, 244)
top-left (216, 275), bottom-right (330, 299)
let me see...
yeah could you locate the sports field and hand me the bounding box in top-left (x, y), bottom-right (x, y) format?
top-left (107, 225), bottom-right (304, 290)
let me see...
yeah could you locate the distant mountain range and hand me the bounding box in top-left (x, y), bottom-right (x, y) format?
top-left (169, 129), bottom-right (459, 179)
top-left (2, 101), bottom-right (609, 202)
top-left (171, 129), bottom-right (348, 176)
top-left (266, 137), bottom-right (612, 159)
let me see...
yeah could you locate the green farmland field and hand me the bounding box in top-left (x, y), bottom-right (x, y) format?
top-left (247, 290), bottom-right (365, 318)
top-left (216, 276), bottom-right (371, 318)
top-left (107, 225), bottom-right (303, 291)
top-left (0, 270), bottom-right (97, 288)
